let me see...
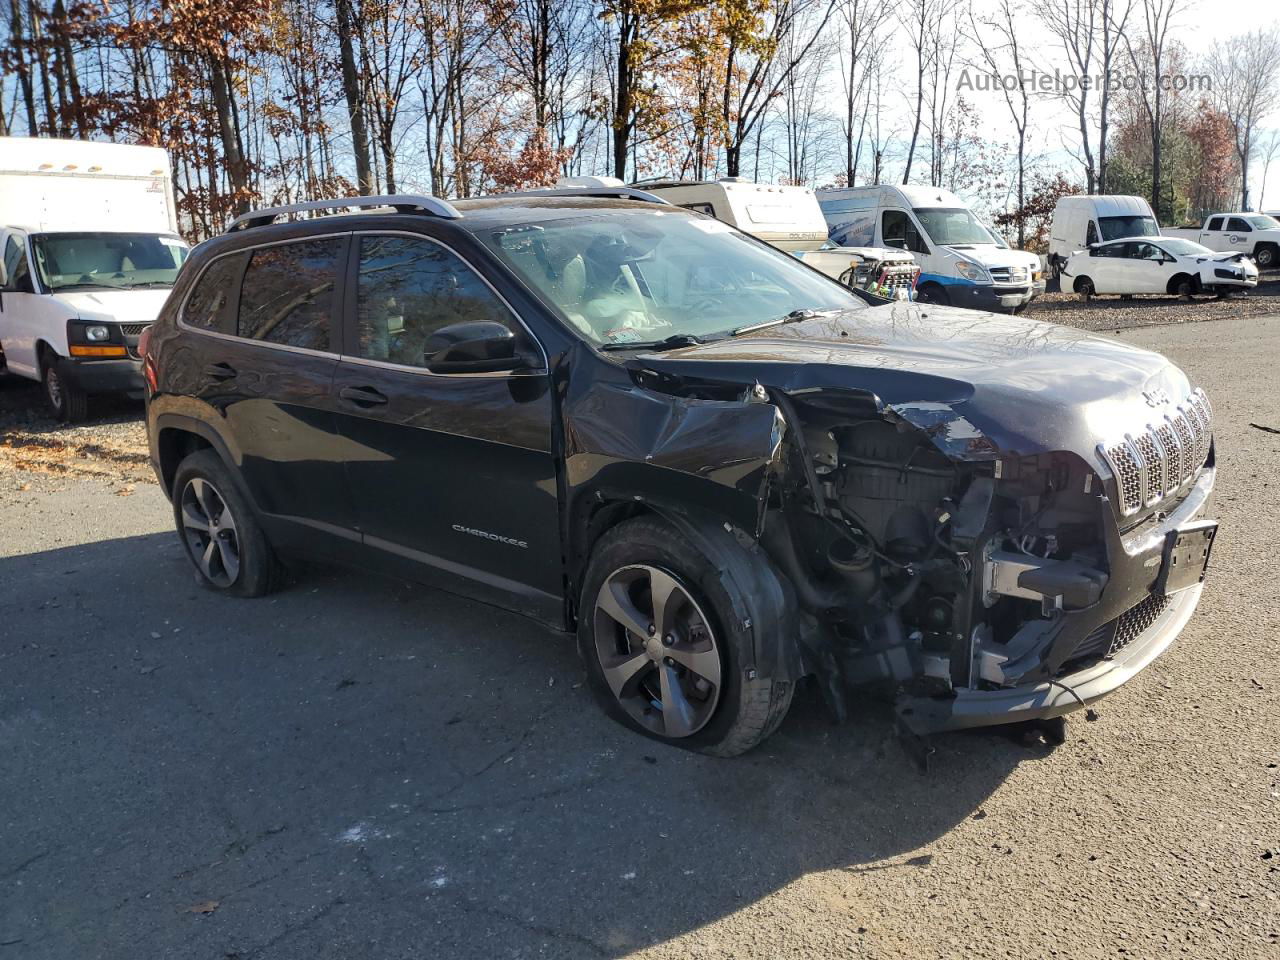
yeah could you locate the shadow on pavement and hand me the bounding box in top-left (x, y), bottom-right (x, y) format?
top-left (1, 533), bottom-right (1043, 959)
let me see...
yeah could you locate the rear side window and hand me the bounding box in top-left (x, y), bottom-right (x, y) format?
top-left (1207, 217), bottom-right (1224, 231)
top-left (238, 239), bottom-right (342, 351)
top-left (353, 235), bottom-right (517, 368)
top-left (183, 254), bottom-right (245, 333)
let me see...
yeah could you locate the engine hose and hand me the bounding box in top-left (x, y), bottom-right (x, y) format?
top-left (760, 520), bottom-right (853, 613)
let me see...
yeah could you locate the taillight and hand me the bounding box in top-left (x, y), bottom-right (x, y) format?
top-left (138, 326), bottom-right (159, 394)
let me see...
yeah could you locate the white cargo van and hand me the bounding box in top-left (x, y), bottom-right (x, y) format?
top-left (816, 185), bottom-right (1044, 312)
top-left (0, 137), bottom-right (189, 420)
top-left (1047, 195), bottom-right (1159, 278)
top-left (624, 177), bottom-right (829, 251)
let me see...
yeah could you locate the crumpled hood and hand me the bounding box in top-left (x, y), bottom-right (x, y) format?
top-left (632, 302), bottom-right (1193, 471)
top-left (54, 289), bottom-right (172, 325)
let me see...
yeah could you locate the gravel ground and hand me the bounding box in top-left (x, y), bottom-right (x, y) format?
top-left (1027, 273), bottom-right (1280, 332)
top-left (1, 315), bottom-right (1278, 960)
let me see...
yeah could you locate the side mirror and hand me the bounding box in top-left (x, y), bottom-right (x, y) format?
top-left (424, 320), bottom-right (533, 374)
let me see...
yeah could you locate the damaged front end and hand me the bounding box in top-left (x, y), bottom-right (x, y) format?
top-left (593, 345), bottom-right (1217, 740)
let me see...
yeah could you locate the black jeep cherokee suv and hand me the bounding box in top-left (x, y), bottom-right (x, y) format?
top-left (144, 190), bottom-right (1218, 756)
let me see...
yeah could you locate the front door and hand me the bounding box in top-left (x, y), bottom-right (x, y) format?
top-left (1125, 241), bottom-right (1169, 293)
top-left (0, 232), bottom-right (50, 377)
top-left (331, 232), bottom-right (561, 620)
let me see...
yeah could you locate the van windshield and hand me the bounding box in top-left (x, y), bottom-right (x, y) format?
top-left (1098, 215), bottom-right (1158, 240)
top-left (31, 232), bottom-right (189, 292)
top-left (912, 207), bottom-right (994, 246)
top-left (482, 210), bottom-right (863, 347)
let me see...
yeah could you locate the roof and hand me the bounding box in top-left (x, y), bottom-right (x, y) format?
top-left (1057, 195), bottom-right (1153, 217)
top-left (449, 195), bottom-right (693, 228)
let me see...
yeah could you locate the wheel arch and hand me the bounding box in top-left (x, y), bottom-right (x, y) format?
top-left (153, 414), bottom-right (246, 500)
top-left (1072, 274), bottom-right (1093, 293)
top-left (576, 499), bottom-right (801, 683)
top-left (1166, 272), bottom-right (1197, 295)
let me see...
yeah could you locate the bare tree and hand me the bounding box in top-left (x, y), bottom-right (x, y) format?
top-left (1258, 129), bottom-right (1280, 211)
top-left (1122, 0), bottom-right (1184, 218)
top-left (898, 0), bottom-right (959, 184)
top-left (968, 0), bottom-right (1031, 245)
top-left (836, 0), bottom-right (891, 186)
top-left (1206, 26), bottom-right (1280, 211)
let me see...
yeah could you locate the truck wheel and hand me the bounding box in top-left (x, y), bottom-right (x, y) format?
top-left (41, 353), bottom-right (88, 423)
top-left (916, 283), bottom-right (949, 307)
top-left (1074, 277), bottom-right (1094, 301)
top-left (1254, 243), bottom-right (1277, 270)
top-left (578, 517), bottom-right (794, 757)
top-left (173, 450), bottom-right (281, 597)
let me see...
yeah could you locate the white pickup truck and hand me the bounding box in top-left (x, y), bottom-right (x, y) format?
top-left (1162, 213), bottom-right (1280, 270)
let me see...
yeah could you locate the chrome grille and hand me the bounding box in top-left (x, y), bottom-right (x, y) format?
top-left (1099, 389), bottom-right (1213, 517)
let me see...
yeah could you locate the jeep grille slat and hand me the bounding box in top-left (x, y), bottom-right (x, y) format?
top-left (1099, 389), bottom-right (1212, 517)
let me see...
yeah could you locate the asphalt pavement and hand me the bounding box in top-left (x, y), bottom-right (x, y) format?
top-left (1, 314), bottom-right (1278, 959)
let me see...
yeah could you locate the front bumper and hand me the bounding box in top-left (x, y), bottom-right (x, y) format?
top-left (959, 284), bottom-right (1035, 311)
top-left (900, 465), bottom-right (1216, 734)
top-left (57, 356), bottom-right (145, 396)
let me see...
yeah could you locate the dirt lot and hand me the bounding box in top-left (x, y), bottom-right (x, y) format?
top-left (1, 315), bottom-right (1278, 959)
top-left (1032, 274), bottom-right (1280, 332)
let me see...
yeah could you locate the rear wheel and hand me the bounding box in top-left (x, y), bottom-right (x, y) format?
top-left (172, 449), bottom-right (280, 597)
top-left (578, 517), bottom-right (793, 757)
top-left (41, 353), bottom-right (88, 422)
top-left (1253, 243), bottom-right (1277, 270)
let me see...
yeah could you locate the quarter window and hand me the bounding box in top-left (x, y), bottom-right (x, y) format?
top-left (184, 254), bottom-right (245, 333)
top-left (354, 236), bottom-right (516, 368)
top-left (238, 238), bottom-right (342, 351)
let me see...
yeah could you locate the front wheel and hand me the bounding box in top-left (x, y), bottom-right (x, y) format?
top-left (172, 450), bottom-right (280, 597)
top-left (1075, 277), bottom-right (1095, 302)
top-left (916, 284), bottom-right (949, 307)
top-left (41, 354), bottom-right (88, 422)
top-left (578, 517), bottom-right (793, 757)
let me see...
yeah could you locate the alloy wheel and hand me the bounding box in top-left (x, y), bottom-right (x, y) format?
top-left (180, 477), bottom-right (241, 587)
top-left (592, 564), bottom-right (722, 739)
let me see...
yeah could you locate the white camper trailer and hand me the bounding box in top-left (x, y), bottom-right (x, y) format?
top-left (0, 137), bottom-right (188, 420)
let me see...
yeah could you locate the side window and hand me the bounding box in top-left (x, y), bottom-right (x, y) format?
top-left (830, 213), bottom-right (875, 248)
top-left (238, 239), bottom-right (342, 351)
top-left (1207, 217), bottom-right (1224, 232)
top-left (1132, 243), bottom-right (1161, 261)
top-left (2, 236), bottom-right (33, 291)
top-left (1085, 220), bottom-right (1098, 245)
top-left (354, 236), bottom-right (517, 368)
top-left (183, 254), bottom-right (246, 333)
top-left (1227, 217), bottom-right (1251, 233)
top-left (681, 202), bottom-right (717, 218)
top-left (882, 210), bottom-right (927, 253)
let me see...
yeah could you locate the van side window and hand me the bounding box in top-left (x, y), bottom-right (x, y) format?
top-left (830, 213), bottom-right (875, 247)
top-left (2, 236), bottom-right (33, 292)
top-left (882, 210), bottom-right (927, 254)
top-left (354, 236), bottom-right (518, 368)
top-left (1207, 217), bottom-right (1224, 231)
top-left (681, 203), bottom-right (717, 218)
top-left (1227, 217), bottom-right (1251, 233)
top-left (238, 239), bottom-right (342, 351)
top-left (184, 254), bottom-right (246, 334)
top-left (1085, 220), bottom-right (1098, 246)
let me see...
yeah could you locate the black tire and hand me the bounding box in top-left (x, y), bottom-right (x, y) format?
top-left (1175, 276), bottom-right (1196, 301)
top-left (578, 517), bottom-right (794, 757)
top-left (172, 449), bottom-right (280, 598)
top-left (1253, 243), bottom-right (1277, 270)
top-left (916, 283), bottom-right (949, 307)
top-left (1074, 276), bottom-right (1094, 302)
top-left (41, 352), bottom-right (88, 422)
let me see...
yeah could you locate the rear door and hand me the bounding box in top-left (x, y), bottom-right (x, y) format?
top-left (1087, 242), bottom-right (1125, 292)
top-left (331, 231), bottom-right (562, 619)
top-left (179, 235), bottom-right (361, 550)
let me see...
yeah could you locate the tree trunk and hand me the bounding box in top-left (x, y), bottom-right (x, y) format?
top-left (209, 55), bottom-right (250, 215)
top-left (8, 0), bottom-right (38, 134)
top-left (612, 8), bottom-right (634, 181)
top-left (336, 0), bottom-right (374, 194)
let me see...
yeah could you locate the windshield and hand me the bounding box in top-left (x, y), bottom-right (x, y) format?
top-left (1158, 237), bottom-right (1212, 256)
top-left (912, 207), bottom-right (994, 246)
top-left (481, 211), bottom-right (863, 347)
top-left (1098, 215), bottom-right (1159, 241)
top-left (1247, 215), bottom-right (1279, 229)
top-left (31, 232), bottom-right (189, 292)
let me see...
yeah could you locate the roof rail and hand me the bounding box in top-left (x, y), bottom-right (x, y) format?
top-left (510, 186), bottom-right (672, 206)
top-left (226, 194), bottom-right (462, 233)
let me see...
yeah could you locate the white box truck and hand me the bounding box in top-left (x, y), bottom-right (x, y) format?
top-left (0, 137), bottom-right (189, 420)
top-left (817, 184), bottom-right (1044, 313)
top-left (1047, 195), bottom-right (1160, 279)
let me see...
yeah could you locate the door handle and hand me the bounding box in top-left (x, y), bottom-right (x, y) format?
top-left (339, 385), bottom-right (389, 407)
top-left (204, 362), bottom-right (237, 381)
